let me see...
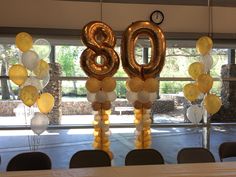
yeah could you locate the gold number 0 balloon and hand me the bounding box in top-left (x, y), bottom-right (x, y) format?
top-left (80, 21), bottom-right (120, 80)
top-left (121, 21), bottom-right (166, 79)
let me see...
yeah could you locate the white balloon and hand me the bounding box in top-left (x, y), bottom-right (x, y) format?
top-left (21, 76), bottom-right (43, 90)
top-left (30, 112), bottom-right (49, 135)
top-left (126, 91), bottom-right (137, 103)
top-left (21, 50), bottom-right (40, 70)
top-left (87, 92), bottom-right (96, 102)
top-left (137, 91), bottom-right (150, 103)
top-left (201, 54), bottom-right (213, 72)
top-left (187, 105), bottom-right (204, 124)
top-left (33, 39), bottom-right (51, 59)
top-left (149, 92), bottom-right (157, 102)
top-left (106, 91), bottom-right (117, 102)
top-left (95, 91), bottom-right (108, 103)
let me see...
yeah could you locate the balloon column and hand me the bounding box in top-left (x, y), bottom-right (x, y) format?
top-left (183, 36), bottom-right (222, 124)
top-left (121, 21), bottom-right (166, 149)
top-left (8, 32), bottom-right (55, 135)
top-left (80, 21), bottom-right (119, 159)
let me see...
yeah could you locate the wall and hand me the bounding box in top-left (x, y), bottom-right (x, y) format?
top-left (0, 0), bottom-right (236, 34)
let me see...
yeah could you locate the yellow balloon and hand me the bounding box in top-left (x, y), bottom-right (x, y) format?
top-left (8, 64), bottom-right (28, 86)
top-left (33, 59), bottom-right (49, 79)
top-left (204, 94), bottom-right (222, 114)
top-left (143, 78), bottom-right (158, 92)
top-left (127, 77), bottom-right (144, 92)
top-left (86, 77), bottom-right (101, 93)
top-left (15, 32), bottom-right (33, 52)
top-left (101, 77), bottom-right (116, 92)
top-left (196, 36), bottom-right (213, 55)
top-left (197, 74), bottom-right (213, 93)
top-left (183, 83), bottom-right (200, 102)
top-left (37, 93), bottom-right (55, 114)
top-left (20, 85), bottom-right (39, 107)
top-left (188, 62), bottom-right (204, 80)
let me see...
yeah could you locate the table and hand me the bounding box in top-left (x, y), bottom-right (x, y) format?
top-left (1, 162), bottom-right (236, 177)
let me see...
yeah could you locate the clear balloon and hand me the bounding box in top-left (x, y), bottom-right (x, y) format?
top-left (106, 91), bottom-right (117, 102)
top-left (33, 59), bottom-right (50, 79)
top-left (95, 91), bottom-right (108, 103)
top-left (41, 72), bottom-right (50, 89)
top-left (8, 64), bottom-right (28, 86)
top-left (30, 112), bottom-right (49, 135)
top-left (21, 76), bottom-right (42, 90)
top-left (137, 91), bottom-right (150, 103)
top-left (187, 105), bottom-right (204, 124)
top-left (201, 54), bottom-right (213, 72)
top-left (37, 93), bottom-right (55, 114)
top-left (126, 91), bottom-right (137, 103)
top-left (21, 50), bottom-right (40, 71)
top-left (33, 38), bottom-right (51, 59)
top-left (87, 92), bottom-right (96, 102)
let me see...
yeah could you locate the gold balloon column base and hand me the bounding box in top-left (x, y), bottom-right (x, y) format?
top-left (134, 108), bottom-right (152, 149)
top-left (93, 109), bottom-right (113, 159)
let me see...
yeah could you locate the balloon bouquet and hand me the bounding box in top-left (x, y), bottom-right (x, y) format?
top-left (183, 36), bottom-right (222, 124)
top-left (8, 32), bottom-right (55, 139)
top-left (121, 21), bottom-right (166, 149)
top-left (80, 21), bottom-right (119, 159)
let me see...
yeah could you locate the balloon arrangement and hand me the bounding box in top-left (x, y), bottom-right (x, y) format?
top-left (80, 21), bottom-right (119, 159)
top-left (121, 21), bottom-right (166, 149)
top-left (8, 32), bottom-right (55, 135)
top-left (183, 36), bottom-right (222, 124)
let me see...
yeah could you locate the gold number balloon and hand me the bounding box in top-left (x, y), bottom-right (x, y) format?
top-left (80, 21), bottom-right (120, 80)
top-left (121, 21), bottom-right (166, 79)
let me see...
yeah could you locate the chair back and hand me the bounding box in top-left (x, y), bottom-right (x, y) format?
top-left (69, 150), bottom-right (111, 168)
top-left (125, 149), bottom-right (164, 166)
top-left (177, 147), bottom-right (215, 164)
top-left (219, 142), bottom-right (236, 161)
top-left (7, 152), bottom-right (51, 171)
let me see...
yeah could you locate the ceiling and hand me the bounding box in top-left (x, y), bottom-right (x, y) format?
top-left (57, 0), bottom-right (236, 7)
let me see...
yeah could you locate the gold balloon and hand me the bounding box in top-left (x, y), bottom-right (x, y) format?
top-left (37, 92), bottom-right (55, 114)
top-left (127, 77), bottom-right (144, 92)
top-left (8, 64), bottom-right (28, 86)
top-left (101, 77), bottom-right (116, 92)
top-left (86, 77), bottom-right (101, 93)
top-left (80, 21), bottom-right (119, 80)
top-left (143, 78), bottom-right (158, 92)
top-left (197, 74), bottom-right (213, 93)
top-left (183, 83), bottom-right (200, 102)
top-left (20, 85), bottom-right (39, 107)
top-left (121, 21), bottom-right (166, 79)
top-left (33, 59), bottom-right (49, 79)
top-left (188, 62), bottom-right (204, 80)
top-left (204, 94), bottom-right (222, 114)
top-left (15, 32), bottom-right (33, 52)
top-left (196, 36), bottom-right (213, 55)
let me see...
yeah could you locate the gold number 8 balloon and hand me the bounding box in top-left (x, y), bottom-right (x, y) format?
top-left (121, 21), bottom-right (166, 149)
top-left (80, 21), bottom-right (120, 159)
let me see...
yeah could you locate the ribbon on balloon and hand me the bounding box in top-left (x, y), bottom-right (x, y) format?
top-left (183, 36), bottom-right (222, 124)
top-left (8, 32), bottom-right (55, 136)
top-left (80, 21), bottom-right (119, 159)
top-left (121, 21), bottom-right (166, 149)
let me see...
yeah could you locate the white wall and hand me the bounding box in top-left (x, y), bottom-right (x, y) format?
top-left (0, 0), bottom-right (236, 33)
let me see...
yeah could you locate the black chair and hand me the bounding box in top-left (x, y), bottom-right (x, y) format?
top-left (125, 149), bottom-right (164, 166)
top-left (219, 142), bottom-right (236, 162)
top-left (69, 150), bottom-right (111, 168)
top-left (177, 147), bottom-right (215, 164)
top-left (7, 152), bottom-right (51, 171)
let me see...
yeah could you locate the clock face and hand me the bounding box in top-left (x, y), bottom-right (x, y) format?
top-left (150, 10), bottom-right (164, 25)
